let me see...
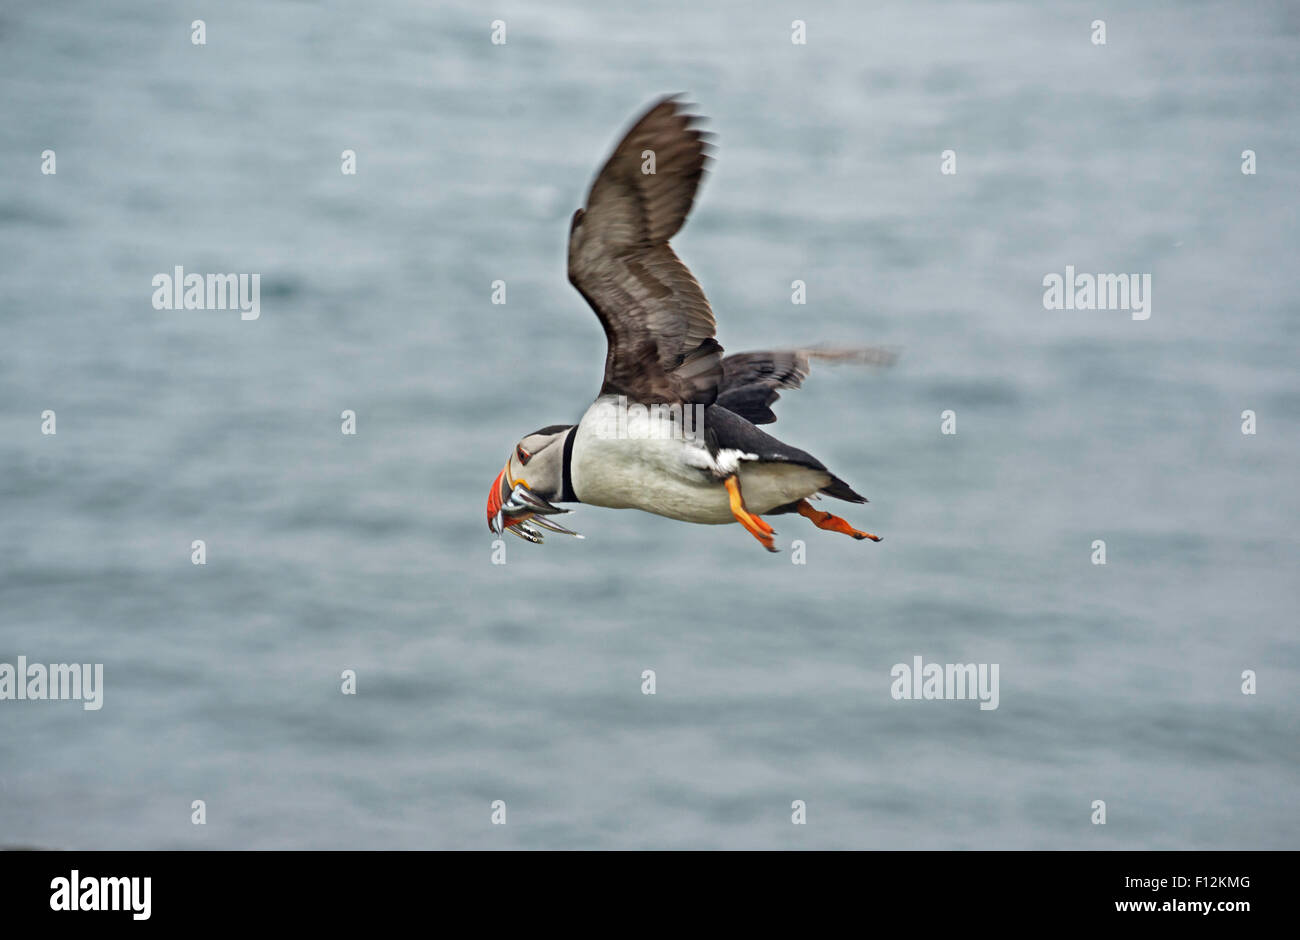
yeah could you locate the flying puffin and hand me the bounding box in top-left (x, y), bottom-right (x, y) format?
top-left (486, 96), bottom-right (891, 552)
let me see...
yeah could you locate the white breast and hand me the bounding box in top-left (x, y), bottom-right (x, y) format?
top-left (570, 398), bottom-right (830, 524)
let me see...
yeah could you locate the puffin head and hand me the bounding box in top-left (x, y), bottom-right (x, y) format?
top-left (486, 425), bottom-right (581, 543)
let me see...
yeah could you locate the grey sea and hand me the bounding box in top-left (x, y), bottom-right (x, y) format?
top-left (1, 0), bottom-right (1297, 849)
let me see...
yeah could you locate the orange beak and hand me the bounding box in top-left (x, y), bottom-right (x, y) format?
top-left (486, 461), bottom-right (513, 534)
top-left (485, 459), bottom-right (581, 543)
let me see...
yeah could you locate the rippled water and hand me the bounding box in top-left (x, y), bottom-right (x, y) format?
top-left (1, 0), bottom-right (1297, 849)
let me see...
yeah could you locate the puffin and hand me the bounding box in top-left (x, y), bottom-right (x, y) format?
top-left (486, 96), bottom-right (891, 552)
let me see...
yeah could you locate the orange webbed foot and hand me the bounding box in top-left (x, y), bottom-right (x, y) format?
top-left (724, 476), bottom-right (778, 552)
top-left (796, 500), bottom-right (881, 541)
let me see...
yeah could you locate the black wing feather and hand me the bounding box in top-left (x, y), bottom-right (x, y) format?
top-left (567, 96), bottom-right (723, 404)
top-left (715, 347), bottom-right (897, 425)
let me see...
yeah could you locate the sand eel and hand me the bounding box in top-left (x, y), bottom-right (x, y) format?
top-left (486, 96), bottom-right (892, 552)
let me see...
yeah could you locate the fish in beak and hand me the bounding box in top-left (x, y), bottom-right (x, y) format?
top-left (485, 462), bottom-right (583, 544)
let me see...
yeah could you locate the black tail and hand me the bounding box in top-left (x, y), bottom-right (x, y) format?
top-left (820, 474), bottom-right (867, 504)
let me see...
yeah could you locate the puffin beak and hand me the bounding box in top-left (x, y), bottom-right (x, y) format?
top-left (487, 462), bottom-right (510, 535)
top-left (485, 462), bottom-right (583, 543)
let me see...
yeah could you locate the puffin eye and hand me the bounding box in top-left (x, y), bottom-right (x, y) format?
top-left (516, 444), bottom-right (532, 465)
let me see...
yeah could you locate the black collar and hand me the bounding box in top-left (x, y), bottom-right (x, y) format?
top-left (560, 426), bottom-right (579, 503)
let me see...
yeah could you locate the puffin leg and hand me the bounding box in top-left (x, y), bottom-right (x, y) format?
top-left (723, 475), bottom-right (777, 552)
top-left (795, 499), bottom-right (882, 541)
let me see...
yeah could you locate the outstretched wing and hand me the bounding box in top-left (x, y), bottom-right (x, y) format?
top-left (715, 347), bottom-right (899, 425)
top-left (567, 96), bottom-right (723, 404)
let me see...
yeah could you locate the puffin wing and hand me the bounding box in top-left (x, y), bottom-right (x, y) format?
top-left (716, 347), bottom-right (899, 425)
top-left (567, 96), bottom-right (723, 404)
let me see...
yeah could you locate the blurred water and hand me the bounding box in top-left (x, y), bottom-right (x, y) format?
top-left (0, 0), bottom-right (1297, 849)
